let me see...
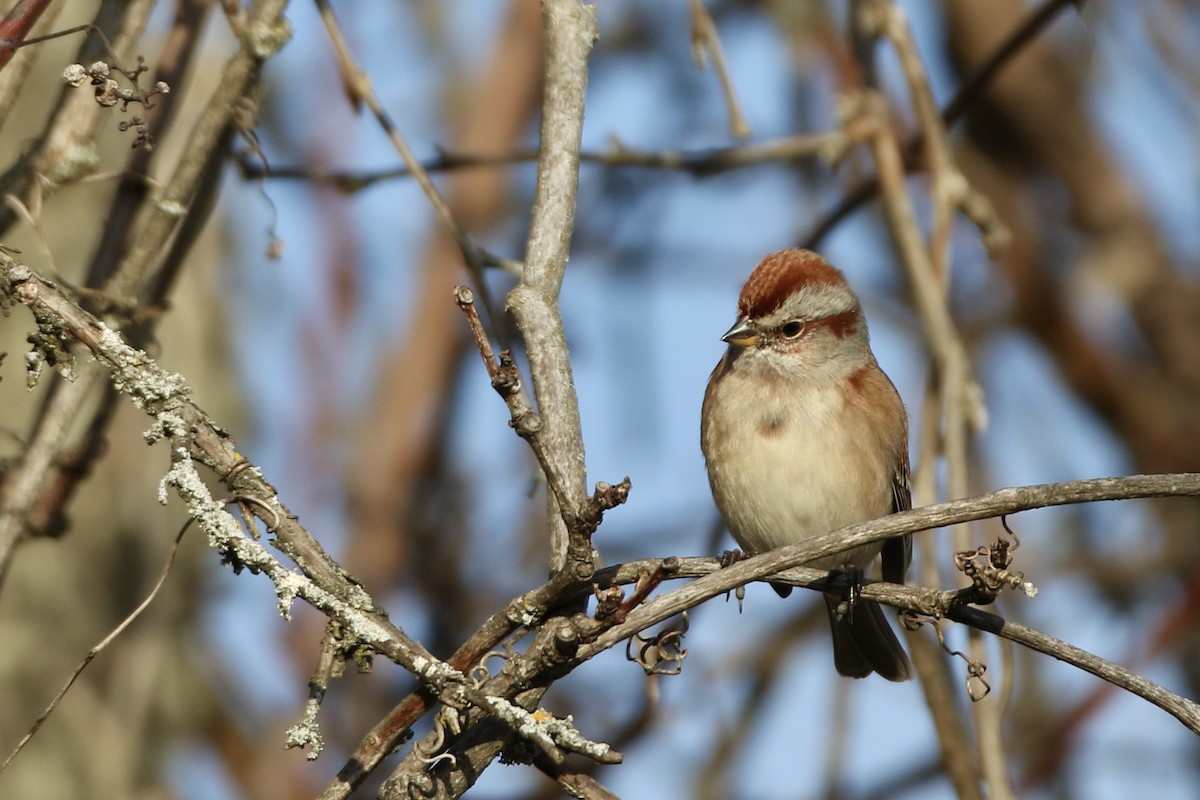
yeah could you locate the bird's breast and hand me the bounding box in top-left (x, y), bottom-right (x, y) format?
top-left (702, 371), bottom-right (893, 570)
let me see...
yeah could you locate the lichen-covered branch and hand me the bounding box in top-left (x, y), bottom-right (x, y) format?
top-left (0, 253), bottom-right (475, 705)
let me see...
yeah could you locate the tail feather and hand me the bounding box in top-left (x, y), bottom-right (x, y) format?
top-left (824, 595), bottom-right (911, 682)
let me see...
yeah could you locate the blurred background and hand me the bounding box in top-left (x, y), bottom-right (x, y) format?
top-left (1, 0), bottom-right (1199, 798)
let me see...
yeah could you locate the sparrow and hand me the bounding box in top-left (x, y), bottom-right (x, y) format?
top-left (701, 248), bottom-right (912, 681)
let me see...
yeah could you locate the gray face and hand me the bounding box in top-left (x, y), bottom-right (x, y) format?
top-left (726, 278), bottom-right (872, 384)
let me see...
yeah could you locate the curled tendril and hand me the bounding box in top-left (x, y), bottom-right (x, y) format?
top-left (964, 659), bottom-right (992, 702)
top-left (469, 644), bottom-right (517, 688)
top-left (1000, 514), bottom-right (1021, 551)
top-left (466, 663), bottom-right (491, 688)
top-left (626, 612), bottom-right (690, 676)
top-left (224, 457), bottom-right (254, 482)
top-left (954, 526), bottom-right (1036, 603)
top-left (995, 514), bottom-right (1023, 569)
top-left (232, 493), bottom-right (281, 532)
top-left (915, 615), bottom-right (991, 701)
top-left (413, 710), bottom-right (459, 770)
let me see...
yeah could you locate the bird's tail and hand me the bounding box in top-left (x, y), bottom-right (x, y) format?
top-left (824, 594), bottom-right (911, 682)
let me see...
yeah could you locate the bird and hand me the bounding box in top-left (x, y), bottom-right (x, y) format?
top-left (700, 248), bottom-right (912, 681)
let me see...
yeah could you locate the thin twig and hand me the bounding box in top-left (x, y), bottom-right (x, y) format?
top-left (0, 515), bottom-right (192, 774)
top-left (283, 623), bottom-right (347, 761)
top-left (312, 0), bottom-right (505, 335)
top-left (688, 0), bottom-right (750, 139)
top-left (946, 605), bottom-right (1200, 735)
top-left (235, 131), bottom-right (846, 188)
top-left (802, 0), bottom-right (1080, 248)
top-left (454, 285), bottom-right (577, 523)
top-left (857, 1), bottom-right (1007, 793)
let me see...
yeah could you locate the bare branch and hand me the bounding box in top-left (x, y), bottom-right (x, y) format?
top-left (506, 0), bottom-right (597, 575)
top-left (688, 0), bottom-right (750, 139)
top-left (311, 0), bottom-right (507, 306)
top-left (802, 0), bottom-right (1080, 249)
top-left (0, 512), bottom-right (191, 774)
top-left (0, 254), bottom-right (472, 697)
top-left (235, 131), bottom-right (848, 187)
top-left (579, 475), bottom-right (1200, 735)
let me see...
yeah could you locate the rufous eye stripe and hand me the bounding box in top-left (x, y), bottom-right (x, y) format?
top-left (812, 308), bottom-right (860, 339)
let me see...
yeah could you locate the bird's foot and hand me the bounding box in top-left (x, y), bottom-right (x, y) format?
top-left (719, 548), bottom-right (749, 568)
top-left (718, 549), bottom-right (751, 608)
top-left (829, 567), bottom-right (865, 622)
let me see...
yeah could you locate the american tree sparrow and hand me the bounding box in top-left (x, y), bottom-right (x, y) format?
top-left (701, 248), bottom-right (912, 681)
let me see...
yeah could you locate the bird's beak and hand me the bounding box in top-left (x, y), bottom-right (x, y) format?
top-left (721, 317), bottom-right (759, 347)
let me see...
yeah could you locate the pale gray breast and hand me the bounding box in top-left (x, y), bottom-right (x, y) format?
top-left (704, 373), bottom-right (890, 571)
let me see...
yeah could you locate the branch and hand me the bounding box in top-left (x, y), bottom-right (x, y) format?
top-left (311, 0), bottom-right (507, 327)
top-left (688, 0), bottom-right (750, 139)
top-left (0, 254), bottom-right (482, 706)
top-left (456, 285), bottom-right (631, 542)
top-left (0, 0), bottom-right (54, 71)
top-left (234, 131), bottom-right (847, 187)
top-left (374, 5), bottom-right (601, 796)
top-left (583, 557), bottom-right (1200, 737)
top-left (945, 605), bottom-right (1200, 735)
top-left (506, 0), bottom-right (597, 575)
top-left (576, 475), bottom-right (1200, 735)
top-left (802, 0), bottom-right (1080, 249)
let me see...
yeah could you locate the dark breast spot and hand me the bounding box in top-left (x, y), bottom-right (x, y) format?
top-left (757, 410), bottom-right (788, 438)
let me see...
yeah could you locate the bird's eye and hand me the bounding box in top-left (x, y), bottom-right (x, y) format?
top-left (781, 320), bottom-right (805, 339)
